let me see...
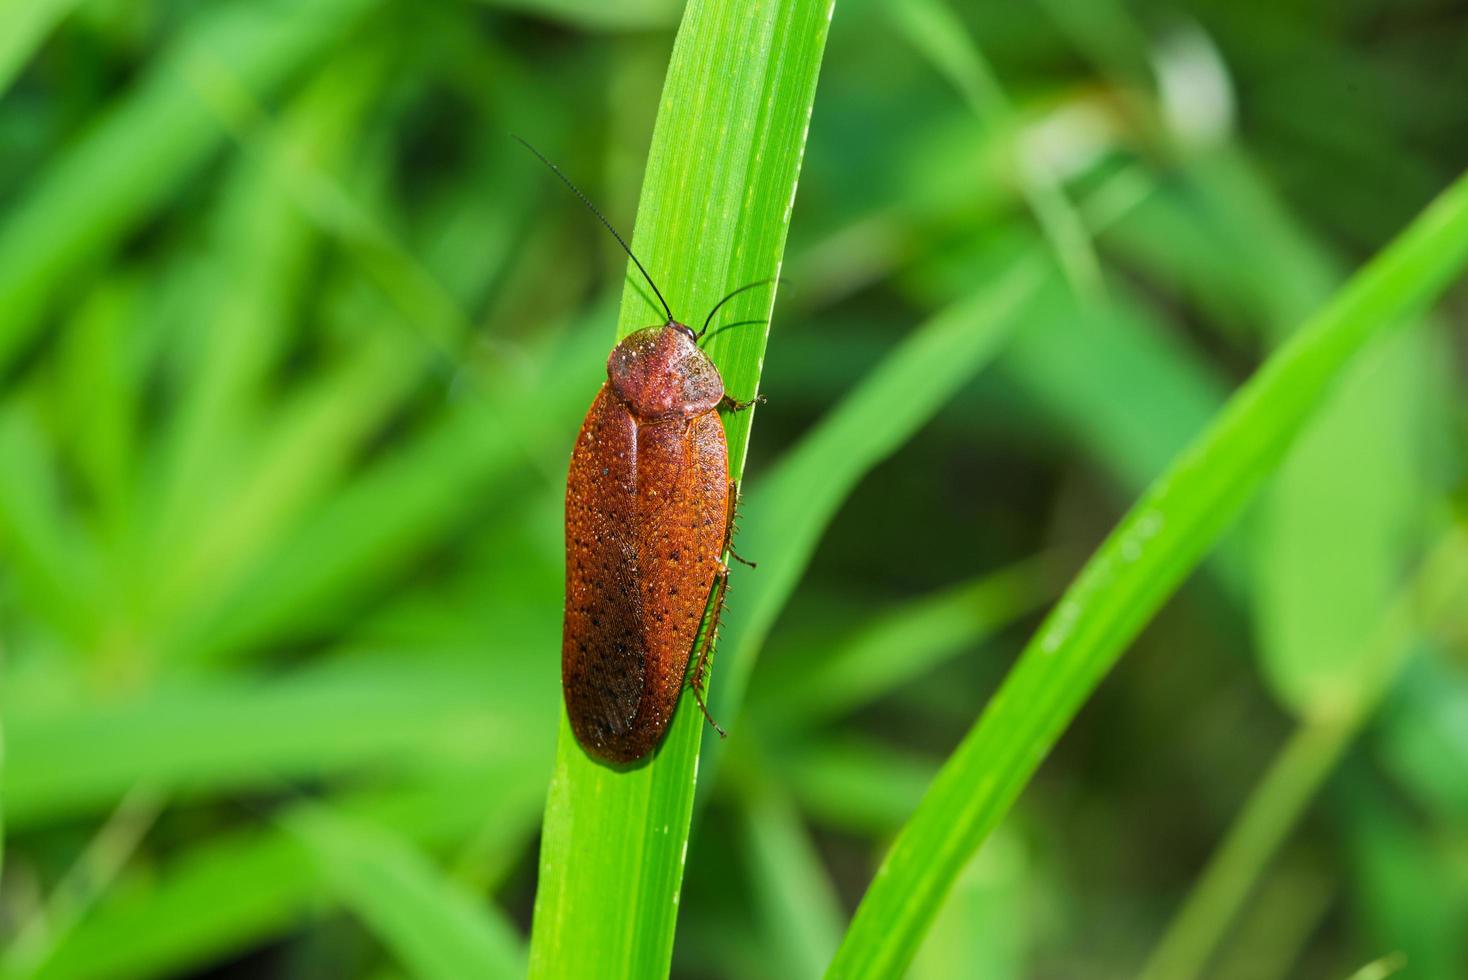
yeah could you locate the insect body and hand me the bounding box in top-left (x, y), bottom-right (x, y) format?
top-left (564, 322), bottom-right (742, 763)
top-left (516, 136), bottom-right (772, 764)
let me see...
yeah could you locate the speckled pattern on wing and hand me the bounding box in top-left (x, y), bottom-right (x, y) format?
top-left (562, 383), bottom-right (729, 763)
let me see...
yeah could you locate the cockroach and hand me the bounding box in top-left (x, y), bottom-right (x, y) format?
top-left (516, 137), bottom-right (776, 765)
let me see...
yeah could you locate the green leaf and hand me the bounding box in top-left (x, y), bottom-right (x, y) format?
top-left (526, 1), bottom-right (833, 976)
top-left (826, 171), bottom-right (1468, 979)
top-left (287, 805), bottom-right (525, 980)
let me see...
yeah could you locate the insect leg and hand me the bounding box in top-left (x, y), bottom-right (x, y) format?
top-left (689, 563), bottom-right (729, 738)
top-left (724, 480), bottom-right (757, 568)
top-left (719, 393), bottom-right (766, 413)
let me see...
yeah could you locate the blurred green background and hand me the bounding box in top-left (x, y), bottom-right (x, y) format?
top-left (1, 0), bottom-right (1466, 978)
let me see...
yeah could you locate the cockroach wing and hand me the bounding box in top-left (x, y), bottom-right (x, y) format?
top-left (562, 384), bottom-right (729, 763)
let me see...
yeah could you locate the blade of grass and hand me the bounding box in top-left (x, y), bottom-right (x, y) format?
top-left (526, 2), bottom-right (833, 976)
top-left (1104, 147), bottom-right (1446, 720)
top-left (825, 170), bottom-right (1468, 979)
top-left (1117, 151), bottom-right (1443, 720)
top-left (288, 805), bottom-right (525, 980)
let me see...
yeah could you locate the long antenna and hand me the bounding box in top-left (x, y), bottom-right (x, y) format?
top-left (698, 277), bottom-right (788, 339)
top-left (511, 135), bottom-right (674, 325)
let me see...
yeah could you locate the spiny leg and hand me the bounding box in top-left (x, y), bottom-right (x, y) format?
top-left (719, 393), bottom-right (765, 413)
top-left (724, 479), bottom-right (756, 568)
top-left (689, 563), bottom-right (729, 738)
top-left (688, 478), bottom-right (757, 734)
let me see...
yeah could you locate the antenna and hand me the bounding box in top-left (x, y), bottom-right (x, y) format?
top-left (698, 277), bottom-right (788, 339)
top-left (512, 134), bottom-right (674, 325)
top-left (700, 318), bottom-right (767, 344)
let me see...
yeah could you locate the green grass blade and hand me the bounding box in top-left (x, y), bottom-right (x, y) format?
top-left (526, 2), bottom-right (833, 977)
top-left (288, 805), bottom-right (525, 980)
top-left (825, 171), bottom-right (1468, 979)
